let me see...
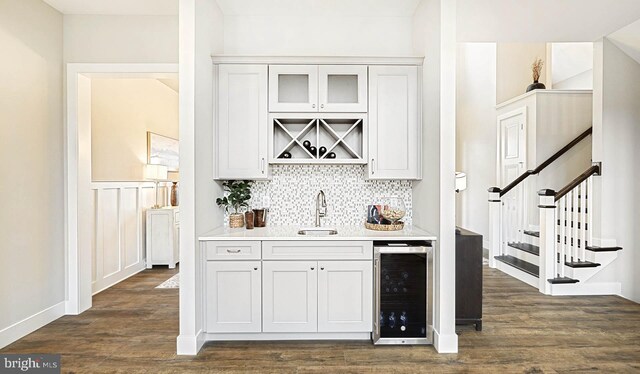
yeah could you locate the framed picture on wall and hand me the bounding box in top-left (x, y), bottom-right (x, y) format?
top-left (147, 132), bottom-right (179, 172)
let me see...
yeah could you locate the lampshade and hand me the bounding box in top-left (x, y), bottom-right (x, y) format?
top-left (145, 164), bottom-right (168, 181)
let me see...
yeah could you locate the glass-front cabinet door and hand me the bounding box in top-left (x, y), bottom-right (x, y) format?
top-left (269, 65), bottom-right (318, 112)
top-left (319, 65), bottom-right (368, 113)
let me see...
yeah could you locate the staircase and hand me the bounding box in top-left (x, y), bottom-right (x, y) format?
top-left (488, 129), bottom-right (623, 296)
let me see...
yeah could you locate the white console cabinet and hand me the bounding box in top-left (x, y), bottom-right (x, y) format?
top-left (145, 207), bottom-right (179, 269)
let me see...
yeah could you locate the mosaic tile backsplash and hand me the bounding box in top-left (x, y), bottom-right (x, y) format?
top-left (223, 165), bottom-right (413, 226)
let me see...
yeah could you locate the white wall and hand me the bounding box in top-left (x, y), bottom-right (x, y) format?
top-left (63, 15), bottom-right (178, 63)
top-left (594, 38), bottom-right (640, 303)
top-left (551, 43), bottom-right (593, 89)
top-left (223, 15), bottom-right (414, 56)
top-left (178, 0), bottom-right (225, 355)
top-left (496, 43), bottom-right (548, 104)
top-left (0, 0), bottom-right (65, 348)
top-left (412, 0), bottom-right (458, 353)
top-left (455, 43), bottom-right (497, 247)
top-left (91, 78), bottom-right (179, 181)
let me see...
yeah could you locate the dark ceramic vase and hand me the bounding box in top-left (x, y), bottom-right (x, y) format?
top-left (526, 80), bottom-right (546, 92)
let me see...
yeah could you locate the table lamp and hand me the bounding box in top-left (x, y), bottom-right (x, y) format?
top-left (145, 164), bottom-right (168, 208)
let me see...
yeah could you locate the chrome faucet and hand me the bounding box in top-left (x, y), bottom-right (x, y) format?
top-left (315, 190), bottom-right (327, 227)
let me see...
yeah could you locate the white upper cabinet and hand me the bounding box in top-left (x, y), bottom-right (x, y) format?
top-left (269, 65), bottom-right (367, 113)
top-left (216, 64), bottom-right (269, 180)
top-left (318, 65), bottom-right (368, 113)
top-left (367, 66), bottom-right (420, 180)
top-left (269, 65), bottom-right (319, 112)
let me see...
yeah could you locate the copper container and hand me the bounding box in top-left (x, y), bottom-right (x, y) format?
top-left (253, 208), bottom-right (268, 227)
top-left (245, 211), bottom-right (255, 230)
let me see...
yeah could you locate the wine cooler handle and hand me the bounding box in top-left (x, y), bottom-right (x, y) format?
top-left (374, 258), bottom-right (380, 338)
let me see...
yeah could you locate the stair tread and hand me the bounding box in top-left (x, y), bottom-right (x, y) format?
top-left (564, 260), bottom-right (601, 268)
top-left (494, 255), bottom-right (539, 277)
top-left (523, 230), bottom-right (540, 238)
top-left (548, 277), bottom-right (580, 284)
top-left (586, 245), bottom-right (623, 252)
top-left (508, 242), bottom-right (540, 256)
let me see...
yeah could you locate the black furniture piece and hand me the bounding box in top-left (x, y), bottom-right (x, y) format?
top-left (455, 227), bottom-right (483, 331)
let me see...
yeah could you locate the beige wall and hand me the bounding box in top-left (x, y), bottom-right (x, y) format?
top-left (91, 78), bottom-right (179, 181)
top-left (0, 0), bottom-right (64, 341)
top-left (455, 43), bottom-right (497, 247)
top-left (63, 15), bottom-right (178, 63)
top-left (496, 43), bottom-right (548, 104)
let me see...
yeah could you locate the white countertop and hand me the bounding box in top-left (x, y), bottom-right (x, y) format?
top-left (199, 225), bottom-right (437, 241)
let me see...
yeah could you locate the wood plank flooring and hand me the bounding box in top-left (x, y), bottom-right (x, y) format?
top-left (2, 266), bottom-right (639, 373)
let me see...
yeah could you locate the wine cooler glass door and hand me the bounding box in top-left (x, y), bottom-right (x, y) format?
top-left (373, 243), bottom-right (433, 345)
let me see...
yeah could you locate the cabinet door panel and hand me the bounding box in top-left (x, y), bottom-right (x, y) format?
top-left (263, 261), bottom-right (318, 332)
top-left (269, 65), bottom-right (318, 112)
top-left (217, 64), bottom-right (268, 179)
top-left (318, 261), bottom-right (373, 332)
top-left (318, 65), bottom-right (368, 113)
top-left (206, 261), bottom-right (262, 333)
top-left (368, 66), bottom-right (419, 179)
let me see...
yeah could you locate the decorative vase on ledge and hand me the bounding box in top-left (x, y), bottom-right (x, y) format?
top-left (526, 80), bottom-right (546, 92)
top-left (229, 213), bottom-right (245, 228)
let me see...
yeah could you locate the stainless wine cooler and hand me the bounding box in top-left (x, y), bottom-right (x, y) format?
top-left (373, 241), bottom-right (434, 345)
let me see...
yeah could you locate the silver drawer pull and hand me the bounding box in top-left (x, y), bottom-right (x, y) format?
top-left (226, 248), bottom-right (242, 253)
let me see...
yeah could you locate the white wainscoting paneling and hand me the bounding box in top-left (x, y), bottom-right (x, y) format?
top-left (91, 182), bottom-right (169, 294)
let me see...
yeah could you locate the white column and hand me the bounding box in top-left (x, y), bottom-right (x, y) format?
top-left (488, 188), bottom-right (502, 268)
top-left (538, 190), bottom-right (557, 295)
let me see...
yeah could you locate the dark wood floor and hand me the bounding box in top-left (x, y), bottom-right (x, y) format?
top-left (2, 266), bottom-right (640, 373)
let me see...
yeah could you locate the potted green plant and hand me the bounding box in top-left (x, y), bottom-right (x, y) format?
top-left (216, 180), bottom-right (253, 228)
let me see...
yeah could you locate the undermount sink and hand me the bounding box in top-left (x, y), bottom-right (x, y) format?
top-left (297, 227), bottom-right (338, 236)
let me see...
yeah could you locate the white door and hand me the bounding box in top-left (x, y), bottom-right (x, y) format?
top-left (368, 66), bottom-right (419, 180)
top-left (318, 261), bottom-right (373, 332)
top-left (498, 108), bottom-right (527, 246)
top-left (318, 65), bottom-right (368, 113)
top-left (269, 65), bottom-right (318, 112)
top-left (262, 261), bottom-right (318, 332)
top-left (217, 64), bottom-right (268, 180)
top-left (205, 261), bottom-right (262, 333)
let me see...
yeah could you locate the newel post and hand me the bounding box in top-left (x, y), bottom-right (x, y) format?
top-left (487, 187), bottom-right (502, 268)
top-left (538, 189), bottom-right (556, 295)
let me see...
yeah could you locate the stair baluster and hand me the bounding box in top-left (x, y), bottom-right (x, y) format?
top-left (559, 196), bottom-right (566, 278)
top-left (580, 181), bottom-right (587, 260)
top-left (587, 177), bottom-right (593, 249)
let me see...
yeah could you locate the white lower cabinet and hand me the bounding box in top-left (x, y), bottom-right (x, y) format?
top-left (262, 260), bottom-right (372, 333)
top-left (318, 261), bottom-right (372, 332)
top-left (262, 261), bottom-right (318, 332)
top-left (204, 240), bottom-right (374, 337)
top-left (205, 261), bottom-right (262, 333)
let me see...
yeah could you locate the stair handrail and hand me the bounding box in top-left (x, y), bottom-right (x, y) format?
top-left (552, 164), bottom-right (600, 201)
top-left (490, 127), bottom-right (593, 197)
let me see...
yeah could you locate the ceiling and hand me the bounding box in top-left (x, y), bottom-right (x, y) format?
top-left (457, 0), bottom-right (640, 43)
top-left (215, 0), bottom-right (421, 17)
top-left (42, 0), bottom-right (178, 15)
top-left (42, 0), bottom-right (419, 17)
top-left (608, 18), bottom-right (640, 64)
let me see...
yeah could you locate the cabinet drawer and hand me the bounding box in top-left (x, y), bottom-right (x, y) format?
top-left (263, 241), bottom-right (372, 260)
top-left (205, 241), bottom-right (261, 260)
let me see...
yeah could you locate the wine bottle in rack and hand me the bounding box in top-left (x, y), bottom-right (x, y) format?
top-left (400, 311), bottom-right (408, 332)
top-left (388, 312), bottom-right (396, 329)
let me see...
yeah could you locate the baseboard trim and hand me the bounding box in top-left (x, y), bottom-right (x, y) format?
top-left (176, 330), bottom-right (205, 356)
top-left (0, 301), bottom-right (65, 350)
top-left (550, 282), bottom-right (621, 296)
top-left (92, 264), bottom-right (146, 296)
top-left (203, 332), bottom-right (371, 341)
top-left (433, 329), bottom-right (458, 353)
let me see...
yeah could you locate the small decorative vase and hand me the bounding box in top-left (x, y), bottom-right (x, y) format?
top-left (170, 182), bottom-right (179, 206)
top-left (229, 213), bottom-right (245, 228)
top-left (526, 80), bottom-right (546, 92)
top-left (245, 210), bottom-right (255, 230)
